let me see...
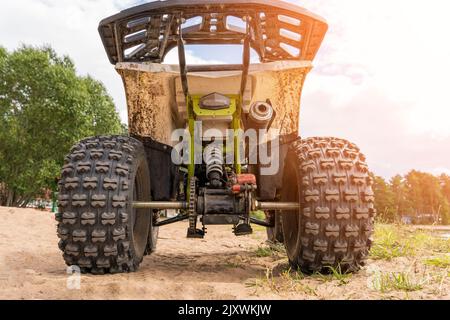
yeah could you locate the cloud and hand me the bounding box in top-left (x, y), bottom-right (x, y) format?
top-left (293, 0), bottom-right (450, 177)
top-left (301, 81), bottom-right (450, 178)
top-left (1, 0), bottom-right (450, 178)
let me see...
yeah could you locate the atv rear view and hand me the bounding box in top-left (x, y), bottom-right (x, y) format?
top-left (56, 0), bottom-right (375, 275)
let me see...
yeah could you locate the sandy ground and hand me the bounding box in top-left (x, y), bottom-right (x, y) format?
top-left (0, 206), bottom-right (448, 300)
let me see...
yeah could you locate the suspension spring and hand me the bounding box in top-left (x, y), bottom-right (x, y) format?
top-left (204, 144), bottom-right (224, 187)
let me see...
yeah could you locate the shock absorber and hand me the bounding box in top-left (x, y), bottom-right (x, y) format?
top-left (204, 144), bottom-right (224, 188)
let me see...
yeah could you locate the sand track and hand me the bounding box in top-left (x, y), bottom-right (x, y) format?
top-left (0, 207), bottom-right (448, 300)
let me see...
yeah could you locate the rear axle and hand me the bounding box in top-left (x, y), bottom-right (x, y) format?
top-left (132, 201), bottom-right (299, 211)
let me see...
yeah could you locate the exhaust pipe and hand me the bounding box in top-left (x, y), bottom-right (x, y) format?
top-left (247, 101), bottom-right (274, 130)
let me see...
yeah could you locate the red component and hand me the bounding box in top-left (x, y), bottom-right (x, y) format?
top-left (232, 185), bottom-right (242, 194)
top-left (236, 174), bottom-right (257, 185)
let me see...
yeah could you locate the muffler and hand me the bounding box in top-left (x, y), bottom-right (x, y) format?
top-left (247, 101), bottom-right (274, 130)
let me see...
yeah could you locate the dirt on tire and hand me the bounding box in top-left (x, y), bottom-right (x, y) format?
top-left (281, 137), bottom-right (374, 273)
top-left (57, 135), bottom-right (156, 274)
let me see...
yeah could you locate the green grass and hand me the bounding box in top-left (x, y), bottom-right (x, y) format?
top-left (370, 224), bottom-right (415, 260)
top-left (280, 267), bottom-right (305, 282)
top-left (247, 223), bottom-right (449, 297)
top-left (424, 255), bottom-right (450, 268)
top-left (370, 224), bottom-right (450, 260)
top-left (247, 267), bottom-right (317, 296)
top-left (251, 210), bottom-right (266, 220)
top-left (250, 211), bottom-right (267, 233)
top-left (372, 272), bottom-right (425, 293)
top-left (254, 243), bottom-right (286, 258)
top-left (313, 264), bottom-right (352, 286)
top-left (255, 246), bottom-right (273, 257)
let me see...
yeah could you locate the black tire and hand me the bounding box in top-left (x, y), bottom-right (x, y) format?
top-left (266, 211), bottom-right (284, 243)
top-left (56, 135), bottom-right (157, 274)
top-left (280, 137), bottom-right (375, 273)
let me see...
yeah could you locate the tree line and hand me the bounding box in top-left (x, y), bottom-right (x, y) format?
top-left (372, 171), bottom-right (450, 224)
top-left (0, 46), bottom-right (124, 207)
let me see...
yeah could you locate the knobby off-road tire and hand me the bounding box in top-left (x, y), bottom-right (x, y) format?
top-left (280, 137), bottom-right (375, 273)
top-left (56, 136), bottom-right (157, 274)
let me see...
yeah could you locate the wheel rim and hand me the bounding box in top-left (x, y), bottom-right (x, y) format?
top-left (131, 162), bottom-right (150, 259)
top-left (281, 159), bottom-right (301, 259)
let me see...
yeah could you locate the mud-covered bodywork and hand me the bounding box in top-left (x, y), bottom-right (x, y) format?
top-left (99, 0), bottom-right (327, 140)
top-left (117, 61), bottom-right (311, 142)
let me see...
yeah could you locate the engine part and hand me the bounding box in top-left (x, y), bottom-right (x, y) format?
top-left (197, 188), bottom-right (245, 216)
top-left (236, 174), bottom-right (257, 185)
top-left (204, 144), bottom-right (224, 188)
top-left (232, 173), bottom-right (257, 194)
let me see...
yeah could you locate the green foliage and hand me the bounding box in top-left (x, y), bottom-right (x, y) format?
top-left (372, 171), bottom-right (450, 224)
top-left (372, 174), bottom-right (396, 222)
top-left (0, 45), bottom-right (124, 206)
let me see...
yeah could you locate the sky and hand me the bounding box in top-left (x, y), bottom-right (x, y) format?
top-left (1, 0), bottom-right (450, 179)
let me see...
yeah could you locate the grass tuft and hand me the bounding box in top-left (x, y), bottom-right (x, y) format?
top-left (313, 264), bottom-right (352, 286)
top-left (370, 224), bottom-right (414, 260)
top-left (255, 246), bottom-right (274, 258)
top-left (424, 255), bottom-right (450, 268)
top-left (372, 272), bottom-right (425, 293)
top-left (247, 266), bottom-right (317, 296)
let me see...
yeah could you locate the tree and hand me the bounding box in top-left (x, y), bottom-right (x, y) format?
top-left (0, 45), bottom-right (124, 207)
top-left (404, 171), bottom-right (444, 215)
top-left (389, 174), bottom-right (411, 216)
top-left (370, 171), bottom-right (450, 225)
top-left (401, 170), bottom-right (449, 224)
top-left (438, 174), bottom-right (450, 224)
top-left (371, 174), bottom-right (396, 222)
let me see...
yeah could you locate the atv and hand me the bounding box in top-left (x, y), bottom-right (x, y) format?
top-left (56, 0), bottom-right (375, 275)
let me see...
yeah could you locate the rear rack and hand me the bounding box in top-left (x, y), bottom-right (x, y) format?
top-left (99, 0), bottom-right (328, 65)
